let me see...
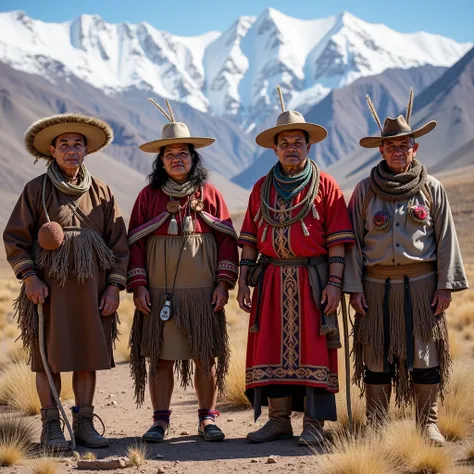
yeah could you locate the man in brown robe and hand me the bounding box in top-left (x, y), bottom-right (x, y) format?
top-left (3, 114), bottom-right (129, 449)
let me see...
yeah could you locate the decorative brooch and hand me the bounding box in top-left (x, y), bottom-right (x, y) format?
top-left (373, 211), bottom-right (390, 232)
top-left (408, 204), bottom-right (429, 225)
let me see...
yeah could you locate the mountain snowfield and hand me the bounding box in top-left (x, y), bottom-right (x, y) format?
top-left (0, 8), bottom-right (471, 127)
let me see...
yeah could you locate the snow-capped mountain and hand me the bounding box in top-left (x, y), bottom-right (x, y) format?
top-left (0, 9), bottom-right (471, 126)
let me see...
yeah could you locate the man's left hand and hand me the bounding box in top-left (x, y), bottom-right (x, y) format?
top-left (321, 284), bottom-right (340, 315)
top-left (431, 289), bottom-right (452, 316)
top-left (212, 281), bottom-right (230, 312)
top-left (100, 285), bottom-right (120, 316)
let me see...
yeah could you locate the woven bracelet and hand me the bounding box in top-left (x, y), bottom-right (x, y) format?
top-left (327, 280), bottom-right (342, 289)
top-left (328, 256), bottom-right (345, 265)
top-left (329, 274), bottom-right (343, 282)
top-left (240, 259), bottom-right (256, 267)
top-left (22, 270), bottom-right (37, 280)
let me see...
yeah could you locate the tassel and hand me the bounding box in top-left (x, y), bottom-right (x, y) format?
top-left (301, 220), bottom-right (310, 237)
top-left (184, 215), bottom-right (194, 234)
top-left (258, 217), bottom-right (264, 228)
top-left (168, 216), bottom-right (178, 235)
top-left (312, 204), bottom-right (319, 220)
top-left (253, 208), bottom-right (261, 223)
top-left (261, 225), bottom-right (268, 242)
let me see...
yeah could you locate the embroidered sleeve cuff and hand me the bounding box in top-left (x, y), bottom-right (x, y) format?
top-left (217, 275), bottom-right (237, 289)
top-left (326, 231), bottom-right (356, 247)
top-left (13, 258), bottom-right (35, 279)
top-left (238, 232), bottom-right (257, 248)
top-left (127, 267), bottom-right (148, 293)
top-left (108, 273), bottom-right (127, 290)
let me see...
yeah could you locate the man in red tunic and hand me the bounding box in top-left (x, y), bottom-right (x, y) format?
top-left (237, 92), bottom-right (355, 446)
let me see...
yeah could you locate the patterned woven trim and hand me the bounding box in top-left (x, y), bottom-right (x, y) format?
top-left (108, 273), bottom-right (127, 285)
top-left (217, 260), bottom-right (238, 275)
top-left (127, 267), bottom-right (147, 279)
top-left (128, 211), bottom-right (170, 246)
top-left (13, 258), bottom-right (35, 277)
top-left (200, 211), bottom-right (238, 240)
top-left (326, 231), bottom-right (356, 245)
top-left (217, 275), bottom-right (237, 289)
top-left (238, 232), bottom-right (257, 246)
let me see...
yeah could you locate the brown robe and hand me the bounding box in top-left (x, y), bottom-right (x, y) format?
top-left (3, 173), bottom-right (129, 373)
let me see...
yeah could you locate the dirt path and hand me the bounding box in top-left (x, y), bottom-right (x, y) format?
top-left (23, 361), bottom-right (321, 474)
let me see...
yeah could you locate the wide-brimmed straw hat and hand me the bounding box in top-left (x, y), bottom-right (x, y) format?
top-left (360, 88), bottom-right (436, 148)
top-left (255, 86), bottom-right (327, 148)
top-left (139, 98), bottom-right (215, 153)
top-left (25, 113), bottom-right (114, 161)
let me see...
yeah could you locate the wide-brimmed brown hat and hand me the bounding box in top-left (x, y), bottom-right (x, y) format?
top-left (25, 113), bottom-right (114, 161)
top-left (256, 86), bottom-right (327, 148)
top-left (139, 98), bottom-right (215, 153)
top-left (360, 88), bottom-right (436, 148)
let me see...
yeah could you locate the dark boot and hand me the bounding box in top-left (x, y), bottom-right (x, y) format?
top-left (246, 397), bottom-right (293, 443)
top-left (72, 405), bottom-right (109, 448)
top-left (297, 415), bottom-right (324, 446)
top-left (365, 383), bottom-right (391, 424)
top-left (413, 383), bottom-right (445, 446)
top-left (40, 407), bottom-right (69, 450)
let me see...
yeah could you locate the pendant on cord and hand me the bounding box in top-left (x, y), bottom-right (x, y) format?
top-left (190, 198), bottom-right (204, 212)
top-left (160, 293), bottom-right (173, 321)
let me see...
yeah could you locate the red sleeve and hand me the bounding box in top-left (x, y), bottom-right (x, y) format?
top-left (237, 178), bottom-right (263, 248)
top-left (126, 186), bottom-right (150, 292)
top-left (321, 173), bottom-right (356, 248)
top-left (205, 185), bottom-right (239, 288)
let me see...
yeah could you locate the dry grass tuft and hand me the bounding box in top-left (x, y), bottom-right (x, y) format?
top-left (438, 361), bottom-right (474, 441)
top-left (30, 457), bottom-right (58, 474)
top-left (0, 360), bottom-right (74, 414)
top-left (465, 441), bottom-right (474, 461)
top-left (126, 442), bottom-right (147, 467)
top-left (318, 430), bottom-right (391, 474)
top-left (333, 386), bottom-right (366, 435)
top-left (81, 452), bottom-right (96, 460)
top-left (0, 411), bottom-right (33, 466)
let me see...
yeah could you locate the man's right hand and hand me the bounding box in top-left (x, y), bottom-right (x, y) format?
top-left (237, 283), bottom-right (252, 314)
top-left (349, 292), bottom-right (368, 316)
top-left (24, 275), bottom-right (49, 305)
top-left (133, 285), bottom-right (151, 315)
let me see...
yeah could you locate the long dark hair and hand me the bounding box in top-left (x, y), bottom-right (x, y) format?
top-left (147, 144), bottom-right (209, 189)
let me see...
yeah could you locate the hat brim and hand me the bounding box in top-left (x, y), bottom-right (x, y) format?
top-left (360, 121), bottom-right (437, 148)
top-left (25, 114), bottom-right (113, 161)
top-left (256, 123), bottom-right (328, 148)
top-left (139, 137), bottom-right (215, 153)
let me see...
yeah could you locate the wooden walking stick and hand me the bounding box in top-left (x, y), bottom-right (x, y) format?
top-left (341, 295), bottom-right (354, 434)
top-left (38, 303), bottom-right (76, 449)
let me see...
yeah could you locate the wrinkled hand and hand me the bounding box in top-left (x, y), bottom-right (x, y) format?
top-left (212, 281), bottom-right (229, 312)
top-left (99, 285), bottom-right (120, 316)
top-left (133, 285), bottom-right (151, 315)
top-left (24, 275), bottom-right (49, 305)
top-left (431, 289), bottom-right (452, 316)
top-left (321, 284), bottom-right (340, 315)
top-left (237, 283), bottom-right (252, 314)
top-left (350, 292), bottom-right (368, 316)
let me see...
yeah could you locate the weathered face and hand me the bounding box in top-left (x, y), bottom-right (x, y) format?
top-left (380, 136), bottom-right (418, 174)
top-left (161, 143), bottom-right (193, 183)
top-left (49, 132), bottom-right (87, 172)
top-left (273, 130), bottom-right (310, 171)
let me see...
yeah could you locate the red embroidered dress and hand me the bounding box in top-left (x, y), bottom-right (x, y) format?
top-left (239, 172), bottom-right (355, 409)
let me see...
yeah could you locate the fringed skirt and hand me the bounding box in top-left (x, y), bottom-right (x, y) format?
top-left (129, 233), bottom-right (230, 406)
top-left (353, 261), bottom-right (451, 405)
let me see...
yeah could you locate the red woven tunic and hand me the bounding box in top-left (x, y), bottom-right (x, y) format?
top-left (239, 172), bottom-right (355, 397)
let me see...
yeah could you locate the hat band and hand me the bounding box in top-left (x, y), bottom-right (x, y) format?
top-left (382, 129), bottom-right (411, 137)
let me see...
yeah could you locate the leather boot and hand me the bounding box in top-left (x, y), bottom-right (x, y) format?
top-left (246, 397), bottom-right (293, 443)
top-left (297, 415), bottom-right (325, 446)
top-left (413, 383), bottom-right (445, 446)
top-left (40, 407), bottom-right (69, 450)
top-left (365, 383), bottom-right (391, 424)
top-left (72, 405), bottom-right (109, 448)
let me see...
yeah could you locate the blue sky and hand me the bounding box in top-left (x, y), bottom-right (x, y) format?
top-left (1, 0), bottom-right (473, 43)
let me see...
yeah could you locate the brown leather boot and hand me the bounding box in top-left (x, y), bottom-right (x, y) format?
top-left (297, 415), bottom-right (325, 446)
top-left (413, 383), bottom-right (445, 446)
top-left (365, 383), bottom-right (391, 424)
top-left (246, 397), bottom-right (293, 443)
top-left (72, 405), bottom-right (109, 448)
top-left (40, 407), bottom-right (69, 450)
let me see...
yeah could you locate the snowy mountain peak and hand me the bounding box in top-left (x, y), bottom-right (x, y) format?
top-left (0, 9), bottom-right (471, 126)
